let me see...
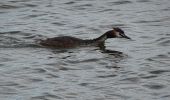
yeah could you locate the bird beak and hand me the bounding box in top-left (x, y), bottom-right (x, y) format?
top-left (120, 33), bottom-right (131, 39)
top-left (123, 35), bottom-right (131, 39)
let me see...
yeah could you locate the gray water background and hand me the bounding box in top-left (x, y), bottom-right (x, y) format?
top-left (0, 0), bottom-right (170, 100)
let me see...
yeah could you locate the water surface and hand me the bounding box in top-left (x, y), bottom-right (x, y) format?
top-left (0, 0), bottom-right (170, 100)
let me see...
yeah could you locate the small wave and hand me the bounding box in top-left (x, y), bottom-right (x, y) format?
top-left (0, 4), bottom-right (21, 9)
top-left (109, 0), bottom-right (132, 5)
top-left (52, 22), bottom-right (66, 26)
top-left (158, 40), bottom-right (170, 46)
top-left (152, 37), bottom-right (170, 46)
top-left (0, 37), bottom-right (40, 48)
top-left (137, 0), bottom-right (151, 3)
top-left (64, 1), bottom-right (76, 5)
top-left (97, 74), bottom-right (117, 78)
top-left (0, 81), bottom-right (19, 86)
top-left (0, 31), bottom-right (45, 48)
top-left (0, 31), bottom-right (22, 35)
top-left (146, 52), bottom-right (170, 64)
top-left (133, 20), bottom-right (162, 24)
top-left (78, 83), bottom-right (89, 86)
top-left (161, 95), bottom-right (170, 99)
top-left (143, 83), bottom-right (165, 90)
top-left (99, 24), bottom-right (126, 29)
top-left (0, 43), bottom-right (41, 48)
top-left (0, 2), bottom-right (38, 10)
top-left (97, 9), bottom-right (114, 13)
top-left (66, 58), bottom-right (98, 64)
top-left (31, 92), bottom-right (62, 100)
top-left (22, 13), bottom-right (48, 19)
top-left (23, 4), bottom-right (37, 7)
top-left (149, 70), bottom-right (170, 74)
top-left (72, 3), bottom-right (93, 10)
top-left (74, 4), bottom-right (93, 7)
top-left (0, 87), bottom-right (18, 95)
top-left (140, 75), bottom-right (157, 79)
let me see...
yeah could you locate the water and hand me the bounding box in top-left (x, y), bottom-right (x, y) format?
top-left (0, 0), bottom-right (170, 100)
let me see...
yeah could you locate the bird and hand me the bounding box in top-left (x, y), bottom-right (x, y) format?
top-left (39, 27), bottom-right (131, 48)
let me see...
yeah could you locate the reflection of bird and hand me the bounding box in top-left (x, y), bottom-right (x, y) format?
top-left (39, 27), bottom-right (131, 48)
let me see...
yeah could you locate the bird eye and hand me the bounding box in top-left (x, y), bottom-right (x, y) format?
top-left (119, 33), bottom-right (124, 37)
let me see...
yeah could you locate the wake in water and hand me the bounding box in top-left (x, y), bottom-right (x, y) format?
top-left (0, 31), bottom-right (46, 48)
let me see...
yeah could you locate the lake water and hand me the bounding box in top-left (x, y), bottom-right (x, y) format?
top-left (0, 0), bottom-right (170, 100)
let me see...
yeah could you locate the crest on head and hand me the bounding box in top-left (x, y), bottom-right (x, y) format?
top-left (113, 27), bottom-right (124, 34)
top-left (112, 27), bottom-right (131, 39)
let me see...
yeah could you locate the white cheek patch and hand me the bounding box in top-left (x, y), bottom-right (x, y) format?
top-left (115, 32), bottom-right (122, 37)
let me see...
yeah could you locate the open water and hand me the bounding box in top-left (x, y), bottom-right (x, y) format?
top-left (0, 0), bottom-right (170, 100)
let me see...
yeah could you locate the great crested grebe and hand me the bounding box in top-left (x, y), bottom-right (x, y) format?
top-left (39, 27), bottom-right (131, 48)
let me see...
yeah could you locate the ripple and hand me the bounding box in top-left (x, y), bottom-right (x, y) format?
top-left (97, 74), bottom-right (117, 78)
top-left (74, 4), bottom-right (93, 7)
top-left (0, 4), bottom-right (21, 9)
top-left (0, 31), bottom-right (42, 48)
top-left (143, 83), bottom-right (165, 90)
top-left (120, 77), bottom-right (140, 83)
top-left (78, 83), bottom-right (89, 86)
top-left (58, 66), bottom-right (73, 71)
top-left (46, 73), bottom-right (59, 78)
top-left (0, 31), bottom-right (33, 39)
top-left (140, 75), bottom-right (158, 79)
top-left (161, 95), bottom-right (170, 99)
top-left (27, 78), bottom-right (43, 83)
top-left (109, 0), bottom-right (132, 5)
top-left (51, 22), bottom-right (66, 26)
top-left (0, 31), bottom-right (22, 35)
top-left (80, 58), bottom-right (99, 63)
top-left (73, 4), bottom-right (93, 10)
top-left (0, 57), bottom-right (14, 62)
top-left (0, 87), bottom-right (18, 95)
top-left (158, 40), bottom-right (170, 46)
top-left (64, 1), bottom-right (76, 5)
top-left (99, 24), bottom-right (126, 29)
top-left (102, 49), bottom-right (123, 55)
top-left (9, 0), bottom-right (30, 3)
top-left (97, 9), bottom-right (113, 13)
top-left (137, 0), bottom-right (151, 3)
top-left (149, 70), bottom-right (170, 74)
top-left (22, 13), bottom-right (48, 19)
top-left (0, 81), bottom-right (19, 86)
top-left (66, 58), bottom-right (100, 64)
top-left (146, 53), bottom-right (170, 64)
top-left (105, 65), bottom-right (120, 69)
top-left (155, 37), bottom-right (170, 46)
top-left (133, 20), bottom-right (162, 24)
top-left (49, 65), bottom-right (80, 71)
top-left (32, 68), bottom-right (47, 73)
top-left (31, 92), bottom-right (62, 100)
top-left (23, 4), bottom-right (37, 7)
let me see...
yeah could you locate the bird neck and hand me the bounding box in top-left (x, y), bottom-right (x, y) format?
top-left (93, 33), bottom-right (107, 42)
top-left (94, 30), bottom-right (115, 42)
top-left (82, 33), bottom-right (107, 45)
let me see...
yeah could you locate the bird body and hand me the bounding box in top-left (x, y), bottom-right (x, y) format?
top-left (39, 27), bottom-right (131, 48)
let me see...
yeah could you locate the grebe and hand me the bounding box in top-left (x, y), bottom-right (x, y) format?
top-left (39, 27), bottom-right (131, 48)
